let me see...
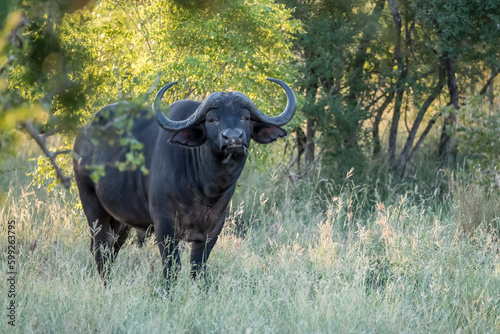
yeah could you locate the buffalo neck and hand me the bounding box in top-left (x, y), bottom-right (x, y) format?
top-left (150, 133), bottom-right (248, 206)
top-left (190, 144), bottom-right (247, 202)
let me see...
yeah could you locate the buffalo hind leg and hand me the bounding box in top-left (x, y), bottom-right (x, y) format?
top-left (110, 218), bottom-right (131, 258)
top-left (77, 183), bottom-right (128, 283)
top-left (75, 166), bottom-right (131, 284)
top-left (90, 217), bottom-right (130, 284)
top-left (155, 223), bottom-right (180, 282)
top-left (190, 236), bottom-right (218, 279)
top-left (76, 187), bottom-right (114, 281)
top-left (74, 173), bottom-right (112, 282)
top-left (89, 216), bottom-right (114, 282)
top-left (136, 228), bottom-right (153, 247)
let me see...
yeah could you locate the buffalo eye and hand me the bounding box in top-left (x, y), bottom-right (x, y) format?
top-left (240, 116), bottom-right (250, 121)
top-left (206, 116), bottom-right (219, 124)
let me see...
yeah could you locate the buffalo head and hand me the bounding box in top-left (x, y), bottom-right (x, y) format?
top-left (153, 78), bottom-right (296, 160)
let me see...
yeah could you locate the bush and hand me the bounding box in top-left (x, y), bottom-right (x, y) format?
top-left (457, 96), bottom-right (500, 188)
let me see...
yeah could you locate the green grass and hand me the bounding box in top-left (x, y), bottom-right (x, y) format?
top-left (1, 149), bottom-right (499, 333)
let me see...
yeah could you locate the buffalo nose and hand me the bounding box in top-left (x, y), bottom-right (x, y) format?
top-left (221, 128), bottom-right (244, 145)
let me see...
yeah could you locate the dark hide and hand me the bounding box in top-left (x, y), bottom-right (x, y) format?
top-left (73, 95), bottom-right (287, 283)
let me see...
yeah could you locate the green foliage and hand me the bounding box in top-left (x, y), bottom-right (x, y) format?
top-left (284, 0), bottom-right (500, 184)
top-left (2, 0), bottom-right (301, 188)
top-left (7, 2), bottom-right (90, 131)
top-left (0, 2), bottom-right (95, 190)
top-left (60, 0), bottom-right (300, 106)
top-left (457, 96), bottom-right (500, 187)
top-left (3, 0), bottom-right (500, 191)
top-left (284, 0), bottom-right (391, 178)
top-left (0, 1), bottom-right (16, 29)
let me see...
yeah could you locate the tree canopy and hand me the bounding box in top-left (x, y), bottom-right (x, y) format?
top-left (1, 0), bottom-right (301, 188)
top-left (283, 0), bottom-right (500, 185)
top-left (1, 0), bottom-right (499, 191)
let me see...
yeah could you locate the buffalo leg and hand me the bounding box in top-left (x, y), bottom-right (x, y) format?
top-left (87, 213), bottom-right (114, 281)
top-left (90, 228), bottom-right (113, 281)
top-left (190, 236), bottom-right (218, 278)
top-left (110, 218), bottom-right (131, 258)
top-left (76, 178), bottom-right (125, 282)
top-left (136, 229), bottom-right (147, 247)
top-left (155, 223), bottom-right (180, 280)
top-left (76, 190), bottom-right (114, 280)
top-left (136, 228), bottom-right (153, 247)
top-left (89, 217), bottom-right (130, 283)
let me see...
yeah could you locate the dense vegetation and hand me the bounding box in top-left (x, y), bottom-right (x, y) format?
top-left (0, 0), bottom-right (499, 332)
top-left (285, 0), bottom-right (500, 182)
top-left (1, 0), bottom-right (499, 188)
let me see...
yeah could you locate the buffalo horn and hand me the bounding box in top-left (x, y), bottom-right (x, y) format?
top-left (234, 78), bottom-right (297, 126)
top-left (153, 81), bottom-right (208, 132)
top-left (153, 78), bottom-right (297, 132)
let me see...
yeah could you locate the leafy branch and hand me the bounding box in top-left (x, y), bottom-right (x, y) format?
top-left (21, 120), bottom-right (72, 188)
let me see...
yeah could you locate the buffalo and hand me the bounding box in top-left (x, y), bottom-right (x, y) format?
top-left (73, 78), bottom-right (296, 283)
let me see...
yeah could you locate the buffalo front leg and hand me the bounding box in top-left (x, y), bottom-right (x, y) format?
top-left (155, 223), bottom-right (181, 281)
top-left (190, 235), bottom-right (219, 278)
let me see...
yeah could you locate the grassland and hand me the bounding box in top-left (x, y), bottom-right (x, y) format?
top-left (1, 147), bottom-right (499, 333)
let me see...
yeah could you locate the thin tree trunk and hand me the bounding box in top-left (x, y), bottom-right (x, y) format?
top-left (438, 54), bottom-right (459, 166)
top-left (404, 111), bottom-right (442, 172)
top-left (488, 69), bottom-right (495, 111)
top-left (300, 53), bottom-right (321, 169)
top-left (488, 68), bottom-right (495, 111)
top-left (395, 59), bottom-right (446, 175)
top-left (373, 91), bottom-right (394, 155)
top-left (387, 0), bottom-right (406, 167)
top-left (389, 87), bottom-right (405, 166)
top-left (480, 67), bottom-right (499, 112)
top-left (479, 67), bottom-right (499, 96)
top-left (305, 118), bottom-right (315, 165)
top-left (295, 127), bottom-right (306, 170)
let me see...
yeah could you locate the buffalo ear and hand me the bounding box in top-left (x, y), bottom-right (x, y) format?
top-left (252, 123), bottom-right (287, 144)
top-left (170, 127), bottom-right (205, 147)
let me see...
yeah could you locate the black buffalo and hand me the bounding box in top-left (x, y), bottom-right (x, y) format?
top-left (73, 78), bottom-right (296, 282)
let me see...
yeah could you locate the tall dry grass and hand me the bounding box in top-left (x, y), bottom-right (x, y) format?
top-left (1, 151), bottom-right (499, 333)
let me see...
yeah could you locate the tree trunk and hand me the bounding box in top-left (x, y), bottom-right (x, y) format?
top-left (405, 111), bottom-right (442, 172)
top-left (479, 67), bottom-right (499, 96)
top-left (438, 54), bottom-right (459, 166)
top-left (373, 92), bottom-right (394, 155)
top-left (488, 68), bottom-right (495, 111)
top-left (305, 118), bottom-right (315, 165)
top-left (387, 0), bottom-right (406, 167)
top-left (295, 127), bottom-right (306, 170)
top-left (479, 67), bottom-right (499, 113)
top-left (395, 59), bottom-right (446, 175)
